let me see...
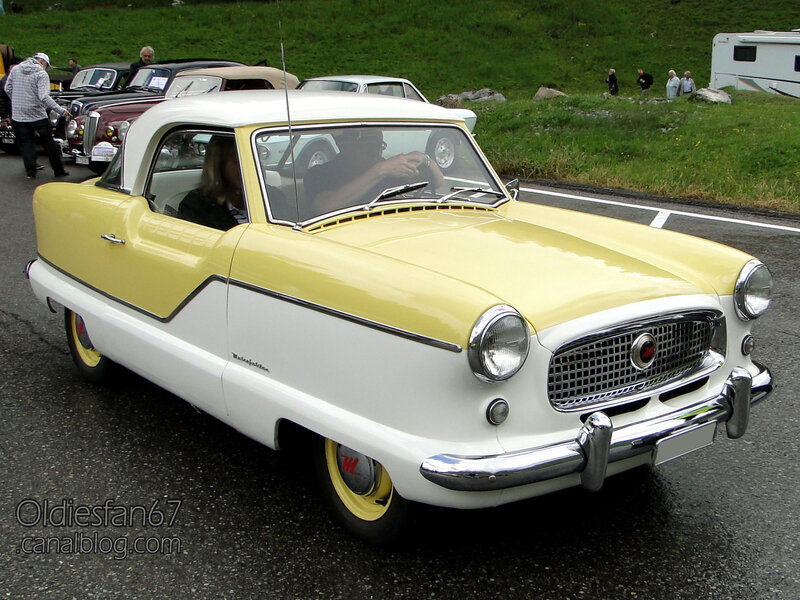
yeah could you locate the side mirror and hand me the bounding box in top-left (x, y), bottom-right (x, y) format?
top-left (505, 178), bottom-right (520, 201)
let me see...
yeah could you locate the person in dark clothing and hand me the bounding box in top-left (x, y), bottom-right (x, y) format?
top-left (129, 46), bottom-right (154, 78)
top-left (0, 56), bottom-right (22, 122)
top-left (178, 136), bottom-right (247, 231)
top-left (606, 68), bottom-right (618, 95)
top-left (56, 58), bottom-right (82, 76)
top-left (637, 68), bottom-right (654, 96)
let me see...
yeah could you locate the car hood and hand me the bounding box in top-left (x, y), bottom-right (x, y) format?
top-left (97, 99), bottom-right (161, 120)
top-left (73, 90), bottom-right (161, 113)
top-left (312, 203), bottom-right (749, 331)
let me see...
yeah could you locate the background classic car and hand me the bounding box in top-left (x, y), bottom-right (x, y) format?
top-left (27, 91), bottom-right (773, 543)
top-left (1, 62), bottom-right (134, 153)
top-left (297, 74), bottom-right (477, 171)
top-left (64, 65), bottom-right (299, 174)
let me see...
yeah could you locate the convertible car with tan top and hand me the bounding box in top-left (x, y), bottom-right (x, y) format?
top-left (26, 90), bottom-right (774, 543)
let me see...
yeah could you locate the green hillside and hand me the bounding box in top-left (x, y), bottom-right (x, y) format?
top-left (2, 0), bottom-right (797, 96)
top-left (2, 0), bottom-right (798, 212)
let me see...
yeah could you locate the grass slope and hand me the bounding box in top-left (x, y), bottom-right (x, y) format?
top-left (2, 0), bottom-right (798, 211)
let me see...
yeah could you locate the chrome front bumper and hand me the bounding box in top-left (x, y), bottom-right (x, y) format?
top-left (420, 363), bottom-right (773, 492)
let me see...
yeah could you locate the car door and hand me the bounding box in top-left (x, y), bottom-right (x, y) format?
top-left (97, 128), bottom-right (248, 418)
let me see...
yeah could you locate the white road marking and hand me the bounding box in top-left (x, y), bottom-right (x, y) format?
top-left (522, 187), bottom-right (800, 234)
top-left (649, 210), bottom-right (672, 229)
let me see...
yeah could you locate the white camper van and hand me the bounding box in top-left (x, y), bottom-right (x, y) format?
top-left (711, 30), bottom-right (800, 98)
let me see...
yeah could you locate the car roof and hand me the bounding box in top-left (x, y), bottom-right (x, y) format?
top-left (174, 66), bottom-right (299, 89)
top-left (123, 90), bottom-right (465, 192)
top-left (141, 59), bottom-right (243, 71)
top-left (81, 62), bottom-right (132, 71)
top-left (303, 74), bottom-right (413, 85)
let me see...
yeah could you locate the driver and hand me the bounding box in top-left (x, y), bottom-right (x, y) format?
top-left (303, 127), bottom-right (443, 217)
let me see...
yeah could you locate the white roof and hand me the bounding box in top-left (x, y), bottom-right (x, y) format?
top-left (715, 30), bottom-right (800, 44)
top-left (122, 90), bottom-right (464, 192)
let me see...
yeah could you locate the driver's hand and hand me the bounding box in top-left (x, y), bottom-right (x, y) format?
top-left (379, 152), bottom-right (429, 178)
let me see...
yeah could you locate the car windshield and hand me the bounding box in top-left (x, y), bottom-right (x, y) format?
top-left (71, 68), bottom-right (117, 90)
top-left (126, 67), bottom-right (171, 91)
top-left (299, 80), bottom-right (358, 92)
top-left (254, 124), bottom-right (506, 225)
top-left (165, 76), bottom-right (223, 98)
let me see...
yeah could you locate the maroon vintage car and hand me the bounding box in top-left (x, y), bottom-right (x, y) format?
top-left (64, 65), bottom-right (298, 173)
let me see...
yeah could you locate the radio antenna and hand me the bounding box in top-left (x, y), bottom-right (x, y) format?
top-left (277, 14), bottom-right (301, 227)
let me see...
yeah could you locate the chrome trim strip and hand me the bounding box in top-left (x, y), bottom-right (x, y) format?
top-left (420, 363), bottom-right (772, 491)
top-left (83, 111), bottom-right (100, 156)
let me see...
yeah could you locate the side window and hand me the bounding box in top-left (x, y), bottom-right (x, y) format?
top-left (225, 79), bottom-right (273, 91)
top-left (795, 56), bottom-right (800, 72)
top-left (733, 45), bottom-right (757, 62)
top-left (146, 130), bottom-right (248, 231)
top-left (403, 83), bottom-right (425, 102)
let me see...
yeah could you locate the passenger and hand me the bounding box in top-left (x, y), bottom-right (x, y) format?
top-left (304, 127), bottom-right (444, 217)
top-left (178, 136), bottom-right (247, 231)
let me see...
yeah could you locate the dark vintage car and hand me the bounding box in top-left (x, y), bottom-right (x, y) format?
top-left (53, 62), bottom-right (132, 103)
top-left (63, 58), bottom-right (242, 118)
top-left (64, 65), bottom-right (298, 173)
top-left (1, 62), bottom-right (133, 152)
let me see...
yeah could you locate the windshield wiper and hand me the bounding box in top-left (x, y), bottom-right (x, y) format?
top-left (363, 181), bottom-right (429, 211)
top-left (437, 186), bottom-right (506, 204)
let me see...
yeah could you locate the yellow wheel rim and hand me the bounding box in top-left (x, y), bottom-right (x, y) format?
top-left (70, 313), bottom-right (102, 368)
top-left (325, 439), bottom-right (393, 522)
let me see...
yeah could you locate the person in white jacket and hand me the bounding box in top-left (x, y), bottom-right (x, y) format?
top-left (5, 52), bottom-right (70, 179)
top-left (666, 70), bottom-right (680, 99)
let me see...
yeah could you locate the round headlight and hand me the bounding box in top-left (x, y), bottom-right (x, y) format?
top-left (734, 260), bottom-right (772, 320)
top-left (118, 121), bottom-right (130, 140)
top-left (48, 109), bottom-right (61, 126)
top-left (105, 125), bottom-right (116, 138)
top-left (468, 305), bottom-right (530, 382)
top-left (66, 119), bottom-right (78, 137)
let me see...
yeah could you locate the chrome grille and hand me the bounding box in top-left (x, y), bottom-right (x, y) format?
top-left (83, 112), bottom-right (100, 156)
top-left (548, 311), bottom-right (724, 412)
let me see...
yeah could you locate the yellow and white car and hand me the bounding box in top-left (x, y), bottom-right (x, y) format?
top-left (27, 90), bottom-right (774, 543)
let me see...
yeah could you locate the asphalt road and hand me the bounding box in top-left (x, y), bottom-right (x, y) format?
top-left (1, 153), bottom-right (799, 599)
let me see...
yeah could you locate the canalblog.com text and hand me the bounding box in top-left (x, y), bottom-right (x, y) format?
top-left (15, 498), bottom-right (184, 560)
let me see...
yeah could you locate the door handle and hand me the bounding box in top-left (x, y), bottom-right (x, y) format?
top-left (100, 233), bottom-right (125, 245)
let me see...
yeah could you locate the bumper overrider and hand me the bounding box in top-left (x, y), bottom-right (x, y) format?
top-left (420, 363), bottom-right (773, 492)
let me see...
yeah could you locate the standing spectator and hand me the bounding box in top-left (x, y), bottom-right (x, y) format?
top-left (5, 52), bottom-right (70, 179)
top-left (666, 69), bottom-right (680, 99)
top-left (636, 68), bottom-right (653, 96)
top-left (129, 46), bottom-right (154, 78)
top-left (606, 68), bottom-right (619, 95)
top-left (57, 58), bottom-right (82, 75)
top-left (678, 70), bottom-right (696, 96)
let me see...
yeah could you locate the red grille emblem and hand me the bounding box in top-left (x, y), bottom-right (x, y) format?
top-left (631, 333), bottom-right (657, 370)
